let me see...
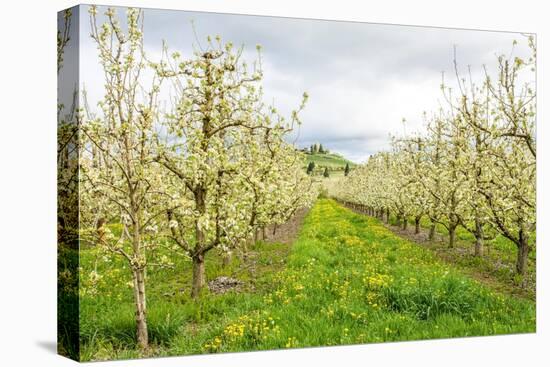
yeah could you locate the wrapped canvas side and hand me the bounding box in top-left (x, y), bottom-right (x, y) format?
top-left (57, 5), bottom-right (80, 361)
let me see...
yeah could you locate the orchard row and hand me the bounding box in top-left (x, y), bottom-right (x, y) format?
top-left (334, 38), bottom-right (536, 279)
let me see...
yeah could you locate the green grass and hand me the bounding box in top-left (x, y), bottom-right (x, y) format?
top-left (75, 199), bottom-right (535, 361)
top-left (386, 214), bottom-right (536, 298)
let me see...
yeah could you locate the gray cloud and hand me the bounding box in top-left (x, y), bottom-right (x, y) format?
top-left (78, 5), bottom-right (532, 163)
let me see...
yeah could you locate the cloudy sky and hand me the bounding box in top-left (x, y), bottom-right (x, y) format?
top-left (64, 5), bottom-right (532, 163)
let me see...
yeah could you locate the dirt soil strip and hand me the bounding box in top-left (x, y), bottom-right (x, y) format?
top-left (262, 207), bottom-right (311, 244)
top-left (229, 207), bottom-right (311, 287)
top-left (336, 200), bottom-right (534, 301)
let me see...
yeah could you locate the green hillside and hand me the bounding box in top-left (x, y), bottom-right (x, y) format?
top-left (303, 151), bottom-right (356, 176)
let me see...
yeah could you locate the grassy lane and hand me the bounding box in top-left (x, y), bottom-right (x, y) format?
top-left (385, 213), bottom-right (536, 299)
top-left (79, 199), bottom-right (535, 360)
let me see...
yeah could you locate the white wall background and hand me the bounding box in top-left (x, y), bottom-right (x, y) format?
top-left (0, 0), bottom-right (547, 366)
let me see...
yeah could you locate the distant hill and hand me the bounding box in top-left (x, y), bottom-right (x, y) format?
top-left (302, 151), bottom-right (356, 176)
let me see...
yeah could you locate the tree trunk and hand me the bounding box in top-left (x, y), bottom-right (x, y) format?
top-left (132, 269), bottom-right (148, 349)
top-left (262, 227), bottom-right (267, 240)
top-left (240, 240), bottom-right (250, 262)
top-left (414, 216), bottom-right (421, 234)
top-left (96, 217), bottom-right (106, 246)
top-left (516, 233), bottom-right (530, 276)
top-left (273, 224), bottom-right (278, 236)
top-left (402, 217), bottom-right (408, 230)
top-left (474, 219), bottom-right (483, 257)
top-left (129, 202), bottom-right (148, 349)
top-left (192, 186), bottom-right (207, 298)
top-left (385, 209), bottom-right (390, 224)
top-left (222, 252), bottom-right (232, 268)
top-left (448, 225), bottom-right (456, 248)
top-left (428, 223), bottom-right (436, 240)
top-left (191, 254), bottom-right (206, 299)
